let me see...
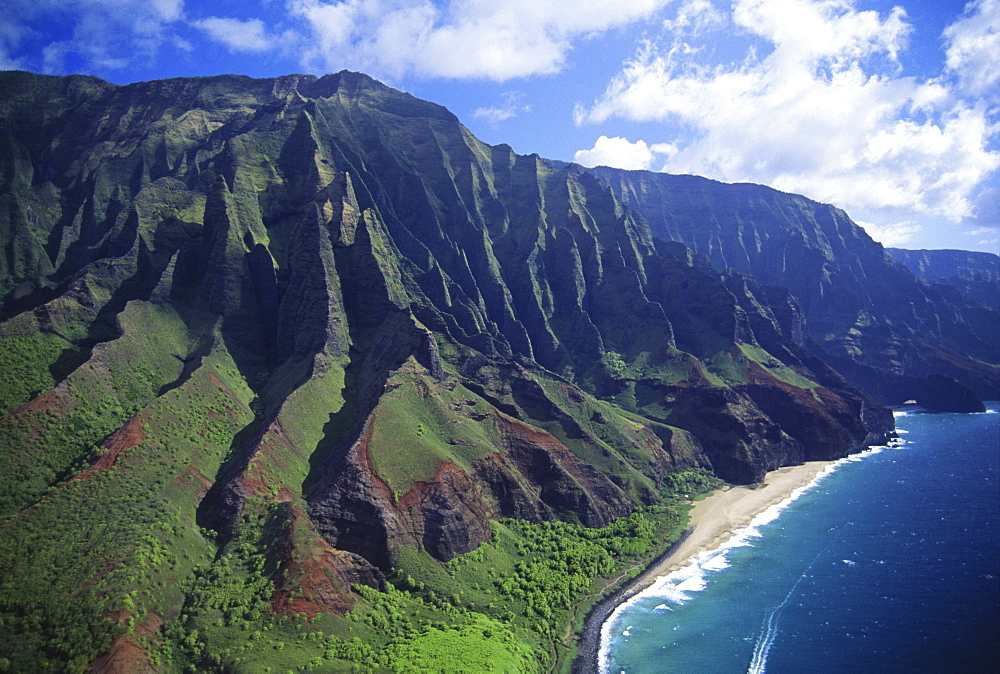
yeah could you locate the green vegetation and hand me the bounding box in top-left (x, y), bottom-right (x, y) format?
top-left (739, 343), bottom-right (820, 389)
top-left (0, 302), bottom-right (194, 516)
top-left (0, 300), bottom-right (704, 673)
top-left (0, 332), bottom-right (65, 415)
top-left (368, 359), bottom-right (499, 496)
top-left (0, 314), bottom-right (254, 671)
top-left (659, 467), bottom-right (726, 501)
top-left (384, 616), bottom-right (534, 672)
top-left (387, 508), bottom-right (687, 670)
top-left (602, 350), bottom-right (626, 377)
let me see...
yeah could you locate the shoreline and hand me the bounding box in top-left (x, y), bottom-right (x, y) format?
top-left (572, 460), bottom-right (834, 673)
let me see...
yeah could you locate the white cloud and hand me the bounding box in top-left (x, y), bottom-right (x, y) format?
top-left (732, 0), bottom-right (911, 65)
top-left (473, 90), bottom-right (531, 124)
top-left (857, 219), bottom-right (921, 247)
top-left (944, 0), bottom-right (1000, 99)
top-left (289, 0), bottom-right (673, 81)
top-left (193, 17), bottom-right (276, 53)
top-left (574, 135), bottom-right (677, 170)
top-left (574, 0), bottom-right (1000, 229)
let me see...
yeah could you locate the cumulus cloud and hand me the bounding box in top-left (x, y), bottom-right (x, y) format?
top-left (473, 90), bottom-right (531, 124)
top-left (574, 135), bottom-right (676, 170)
top-left (944, 0), bottom-right (1000, 99)
top-left (856, 219), bottom-right (921, 248)
top-left (192, 17), bottom-right (276, 53)
top-left (574, 0), bottom-right (1000, 230)
top-left (289, 0), bottom-right (673, 81)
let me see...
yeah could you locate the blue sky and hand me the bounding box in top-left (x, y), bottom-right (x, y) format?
top-left (2, 0), bottom-right (997, 253)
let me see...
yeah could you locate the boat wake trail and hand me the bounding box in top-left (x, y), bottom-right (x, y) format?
top-left (747, 551), bottom-right (823, 674)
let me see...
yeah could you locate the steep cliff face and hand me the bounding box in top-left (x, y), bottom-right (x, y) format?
top-left (887, 247), bottom-right (1000, 310)
top-left (0, 71), bottom-right (899, 668)
top-left (585, 168), bottom-right (1000, 405)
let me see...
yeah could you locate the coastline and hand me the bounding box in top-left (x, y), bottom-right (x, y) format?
top-left (573, 460), bottom-right (834, 673)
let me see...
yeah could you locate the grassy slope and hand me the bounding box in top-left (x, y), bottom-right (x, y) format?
top-left (0, 303), bottom-right (256, 671)
top-left (0, 309), bottom-right (711, 672)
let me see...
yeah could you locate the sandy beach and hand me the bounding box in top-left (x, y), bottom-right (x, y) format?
top-left (646, 460), bottom-right (834, 580)
top-left (573, 460), bottom-right (835, 672)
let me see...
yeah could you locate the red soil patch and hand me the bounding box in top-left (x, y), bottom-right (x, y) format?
top-left (269, 508), bottom-right (357, 618)
top-left (228, 418), bottom-right (302, 504)
top-left (493, 412), bottom-right (622, 521)
top-left (1, 389), bottom-right (62, 421)
top-left (173, 465), bottom-right (213, 499)
top-left (744, 359), bottom-right (842, 410)
top-left (496, 413), bottom-right (581, 468)
top-left (75, 415), bottom-right (147, 481)
top-left (397, 460), bottom-right (464, 509)
top-left (88, 611), bottom-right (162, 674)
top-left (563, 384), bottom-right (585, 403)
top-left (1, 389), bottom-right (68, 439)
top-left (352, 419), bottom-right (395, 502)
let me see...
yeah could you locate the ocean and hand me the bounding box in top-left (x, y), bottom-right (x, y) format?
top-left (601, 403), bottom-right (1000, 673)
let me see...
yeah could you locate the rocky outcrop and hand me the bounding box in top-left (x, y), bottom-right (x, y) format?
top-left (916, 374), bottom-right (986, 413)
top-left (307, 402), bottom-right (637, 566)
top-left (269, 505), bottom-right (384, 618)
top-left (649, 383), bottom-right (802, 484)
top-left (493, 414), bottom-right (630, 526)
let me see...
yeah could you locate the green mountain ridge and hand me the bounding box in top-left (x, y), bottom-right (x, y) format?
top-left (0, 70), bottom-right (983, 671)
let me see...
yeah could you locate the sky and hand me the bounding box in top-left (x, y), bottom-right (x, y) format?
top-left (2, 0), bottom-right (998, 253)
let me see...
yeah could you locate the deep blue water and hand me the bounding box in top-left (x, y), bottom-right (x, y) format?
top-left (602, 404), bottom-right (1000, 673)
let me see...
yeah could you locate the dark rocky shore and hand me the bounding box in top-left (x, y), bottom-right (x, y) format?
top-left (572, 529), bottom-right (693, 673)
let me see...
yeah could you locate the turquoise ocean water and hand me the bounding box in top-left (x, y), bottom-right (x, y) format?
top-left (601, 404), bottom-right (1000, 673)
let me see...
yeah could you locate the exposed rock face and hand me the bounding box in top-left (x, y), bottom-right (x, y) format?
top-left (0, 70), bottom-right (918, 644)
top-left (661, 383), bottom-right (803, 484)
top-left (308, 415), bottom-right (501, 566)
top-left (492, 414), bottom-right (630, 526)
top-left (269, 505), bottom-right (384, 618)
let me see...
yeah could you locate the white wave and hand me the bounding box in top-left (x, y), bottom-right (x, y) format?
top-left (702, 553), bottom-right (731, 572)
top-left (653, 603), bottom-right (671, 610)
top-left (599, 442), bottom-right (900, 672)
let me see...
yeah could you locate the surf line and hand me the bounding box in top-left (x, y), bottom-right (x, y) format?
top-left (747, 550), bottom-right (824, 674)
